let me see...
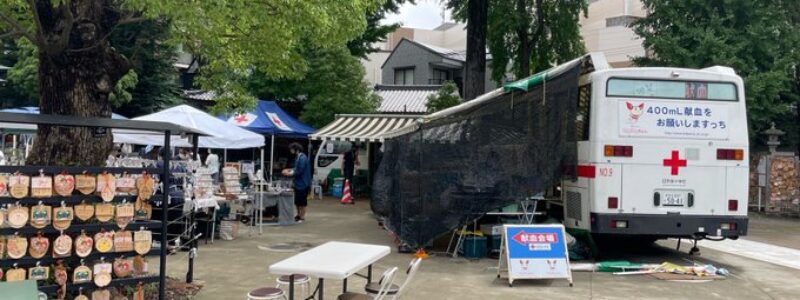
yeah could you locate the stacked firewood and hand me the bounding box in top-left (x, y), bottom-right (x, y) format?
top-left (768, 156), bottom-right (800, 213)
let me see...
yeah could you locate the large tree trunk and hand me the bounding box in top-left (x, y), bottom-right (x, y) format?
top-left (26, 0), bottom-right (130, 166)
top-left (464, 0), bottom-right (488, 101)
top-left (515, 0), bottom-right (531, 78)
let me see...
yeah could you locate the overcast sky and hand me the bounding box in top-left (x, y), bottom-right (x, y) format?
top-left (383, 0), bottom-right (453, 30)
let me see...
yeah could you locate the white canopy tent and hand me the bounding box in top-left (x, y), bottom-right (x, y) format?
top-left (113, 105), bottom-right (265, 149)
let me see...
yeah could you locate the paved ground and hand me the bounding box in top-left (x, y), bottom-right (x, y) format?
top-left (745, 213), bottom-right (800, 250)
top-left (164, 198), bottom-right (800, 300)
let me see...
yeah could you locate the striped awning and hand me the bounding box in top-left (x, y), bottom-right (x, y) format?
top-left (310, 114), bottom-right (421, 142)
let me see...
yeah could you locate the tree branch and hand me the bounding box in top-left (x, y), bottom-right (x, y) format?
top-left (0, 10), bottom-right (37, 44)
top-left (26, 0), bottom-right (45, 45)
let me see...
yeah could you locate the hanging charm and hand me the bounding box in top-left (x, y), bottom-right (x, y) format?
top-left (116, 201), bottom-right (135, 229)
top-left (114, 230), bottom-right (134, 252)
top-left (9, 173), bottom-right (30, 199)
top-left (75, 172), bottom-right (96, 195)
top-left (55, 260), bottom-right (68, 300)
top-left (75, 288), bottom-right (89, 300)
top-left (0, 236), bottom-right (5, 257)
top-left (53, 231), bottom-right (73, 258)
top-left (116, 172), bottom-right (137, 194)
top-left (133, 255), bottom-right (148, 275)
top-left (0, 208), bottom-right (5, 227)
top-left (7, 233), bottom-right (28, 259)
top-left (30, 171), bottom-right (53, 198)
top-left (93, 259), bottom-right (113, 288)
top-left (53, 202), bottom-right (74, 230)
top-left (134, 282), bottom-right (146, 300)
top-left (135, 198), bottom-right (153, 220)
top-left (113, 256), bottom-right (132, 278)
top-left (6, 265), bottom-right (27, 281)
top-left (95, 230), bottom-right (115, 253)
top-left (29, 232), bottom-right (50, 259)
top-left (95, 202), bottom-right (114, 222)
top-left (136, 172), bottom-right (155, 201)
top-left (29, 202), bottom-right (52, 229)
top-left (134, 229), bottom-right (153, 255)
top-left (28, 262), bottom-right (49, 280)
top-left (8, 203), bottom-right (28, 228)
top-left (97, 171), bottom-right (116, 202)
top-left (91, 289), bottom-right (111, 300)
top-left (75, 230), bottom-right (94, 258)
top-left (75, 201), bottom-right (95, 221)
top-left (54, 173), bottom-right (75, 196)
top-left (73, 260), bottom-right (93, 284)
top-left (0, 174), bottom-right (8, 196)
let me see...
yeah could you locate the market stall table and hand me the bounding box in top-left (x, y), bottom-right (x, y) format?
top-left (268, 241), bottom-right (391, 300)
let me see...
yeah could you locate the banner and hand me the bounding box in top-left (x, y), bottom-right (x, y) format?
top-left (618, 100), bottom-right (729, 140)
top-left (498, 224), bottom-right (572, 287)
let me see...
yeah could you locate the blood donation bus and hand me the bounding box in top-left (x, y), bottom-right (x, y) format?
top-left (563, 55), bottom-right (748, 243)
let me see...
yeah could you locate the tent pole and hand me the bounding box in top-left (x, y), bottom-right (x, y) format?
top-left (270, 135), bottom-right (275, 183)
top-left (223, 149), bottom-right (227, 164)
top-left (260, 146), bottom-right (265, 234)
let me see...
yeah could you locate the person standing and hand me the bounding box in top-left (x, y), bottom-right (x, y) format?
top-left (342, 142), bottom-right (359, 204)
top-left (204, 149), bottom-right (220, 183)
top-left (282, 143), bottom-right (311, 223)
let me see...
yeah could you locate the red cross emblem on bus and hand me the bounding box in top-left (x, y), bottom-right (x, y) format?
top-left (663, 150), bottom-right (687, 176)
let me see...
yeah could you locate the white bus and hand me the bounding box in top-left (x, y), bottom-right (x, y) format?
top-left (563, 58), bottom-right (749, 244)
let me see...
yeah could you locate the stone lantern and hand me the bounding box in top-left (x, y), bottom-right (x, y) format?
top-left (764, 122), bottom-right (785, 154)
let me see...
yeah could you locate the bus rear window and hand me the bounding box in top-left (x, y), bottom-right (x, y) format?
top-left (607, 78), bottom-right (737, 101)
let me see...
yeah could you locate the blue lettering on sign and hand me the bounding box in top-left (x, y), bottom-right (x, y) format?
top-left (684, 107), bottom-right (693, 116)
top-left (694, 108), bottom-right (703, 116)
top-left (666, 119), bottom-right (675, 127)
top-left (657, 119), bottom-right (665, 127)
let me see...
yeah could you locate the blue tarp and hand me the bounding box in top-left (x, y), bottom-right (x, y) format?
top-left (220, 100), bottom-right (315, 138)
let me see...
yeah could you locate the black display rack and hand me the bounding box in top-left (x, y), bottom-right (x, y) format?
top-left (0, 112), bottom-right (204, 300)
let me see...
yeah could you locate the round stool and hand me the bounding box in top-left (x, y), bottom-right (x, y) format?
top-left (276, 274), bottom-right (310, 298)
top-left (247, 287), bottom-right (286, 300)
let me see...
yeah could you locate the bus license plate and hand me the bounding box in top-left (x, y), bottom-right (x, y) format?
top-left (662, 192), bottom-right (686, 206)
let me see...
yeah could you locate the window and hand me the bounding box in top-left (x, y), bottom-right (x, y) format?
top-left (576, 85), bottom-right (591, 141)
top-left (430, 68), bottom-right (450, 84)
top-left (394, 68), bottom-right (415, 85)
top-left (607, 78), bottom-right (738, 101)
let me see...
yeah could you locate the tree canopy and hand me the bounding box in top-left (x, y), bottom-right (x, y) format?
top-left (0, 0), bottom-right (380, 165)
top-left (632, 0), bottom-right (800, 146)
top-left (426, 80), bottom-right (462, 113)
top-left (449, 0), bottom-right (587, 83)
top-left (348, 0), bottom-right (414, 59)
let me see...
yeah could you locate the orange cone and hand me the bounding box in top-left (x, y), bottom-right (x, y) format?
top-left (340, 179), bottom-right (353, 204)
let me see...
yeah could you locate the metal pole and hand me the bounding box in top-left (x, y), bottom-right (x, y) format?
top-left (270, 135), bottom-right (275, 183)
top-left (223, 149), bottom-right (227, 164)
top-left (260, 147), bottom-right (265, 234)
top-left (186, 134), bottom-right (199, 283)
top-left (160, 130), bottom-right (171, 300)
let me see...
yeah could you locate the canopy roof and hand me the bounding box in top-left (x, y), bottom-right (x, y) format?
top-left (222, 100), bottom-right (315, 138)
top-left (114, 105), bottom-right (265, 149)
top-left (310, 114), bottom-right (419, 142)
top-left (0, 107), bottom-right (128, 134)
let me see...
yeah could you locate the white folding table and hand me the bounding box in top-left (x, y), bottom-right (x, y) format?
top-left (269, 241), bottom-right (391, 300)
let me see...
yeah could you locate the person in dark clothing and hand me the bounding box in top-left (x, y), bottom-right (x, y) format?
top-left (282, 143), bottom-right (311, 222)
top-left (342, 142), bottom-right (359, 202)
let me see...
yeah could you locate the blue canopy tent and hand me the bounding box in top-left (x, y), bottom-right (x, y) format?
top-left (219, 100), bottom-right (316, 181)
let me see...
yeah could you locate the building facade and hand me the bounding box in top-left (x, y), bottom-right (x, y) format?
top-left (580, 0), bottom-right (647, 67)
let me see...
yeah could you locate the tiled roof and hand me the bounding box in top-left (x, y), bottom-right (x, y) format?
top-left (375, 85), bottom-right (440, 114)
top-left (181, 89), bottom-right (216, 101)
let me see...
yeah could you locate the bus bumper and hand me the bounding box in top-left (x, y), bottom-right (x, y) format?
top-left (590, 213), bottom-right (748, 238)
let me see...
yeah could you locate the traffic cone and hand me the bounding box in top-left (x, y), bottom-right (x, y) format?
top-left (340, 179), bottom-right (354, 204)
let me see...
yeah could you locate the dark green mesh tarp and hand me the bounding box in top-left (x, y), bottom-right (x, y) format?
top-left (372, 64), bottom-right (581, 248)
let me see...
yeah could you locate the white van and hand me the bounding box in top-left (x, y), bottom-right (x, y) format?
top-left (313, 140), bottom-right (369, 186)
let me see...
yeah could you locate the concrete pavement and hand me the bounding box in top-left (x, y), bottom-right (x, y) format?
top-left (164, 198), bottom-right (800, 299)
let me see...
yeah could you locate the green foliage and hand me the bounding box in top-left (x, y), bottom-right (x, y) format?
top-left (249, 46), bottom-right (379, 128)
top-left (348, 0), bottom-right (414, 59)
top-left (110, 19), bottom-right (182, 117)
top-left (108, 70), bottom-right (139, 108)
top-left (448, 0), bottom-right (588, 82)
top-left (3, 39), bottom-right (38, 105)
top-left (0, 0), bottom-right (381, 113)
top-left (632, 0), bottom-right (800, 145)
top-left (426, 81), bottom-right (462, 113)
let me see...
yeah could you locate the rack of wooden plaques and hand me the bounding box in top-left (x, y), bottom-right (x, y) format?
top-left (0, 112), bottom-right (202, 300)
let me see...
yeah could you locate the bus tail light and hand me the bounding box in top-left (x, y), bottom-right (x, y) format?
top-left (717, 149), bottom-right (744, 160)
top-left (721, 222), bottom-right (737, 230)
top-left (728, 199), bottom-right (738, 211)
top-left (604, 145), bottom-right (633, 157)
top-left (608, 197), bottom-right (619, 209)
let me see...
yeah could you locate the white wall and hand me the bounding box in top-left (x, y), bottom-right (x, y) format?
top-left (580, 0), bottom-right (646, 67)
